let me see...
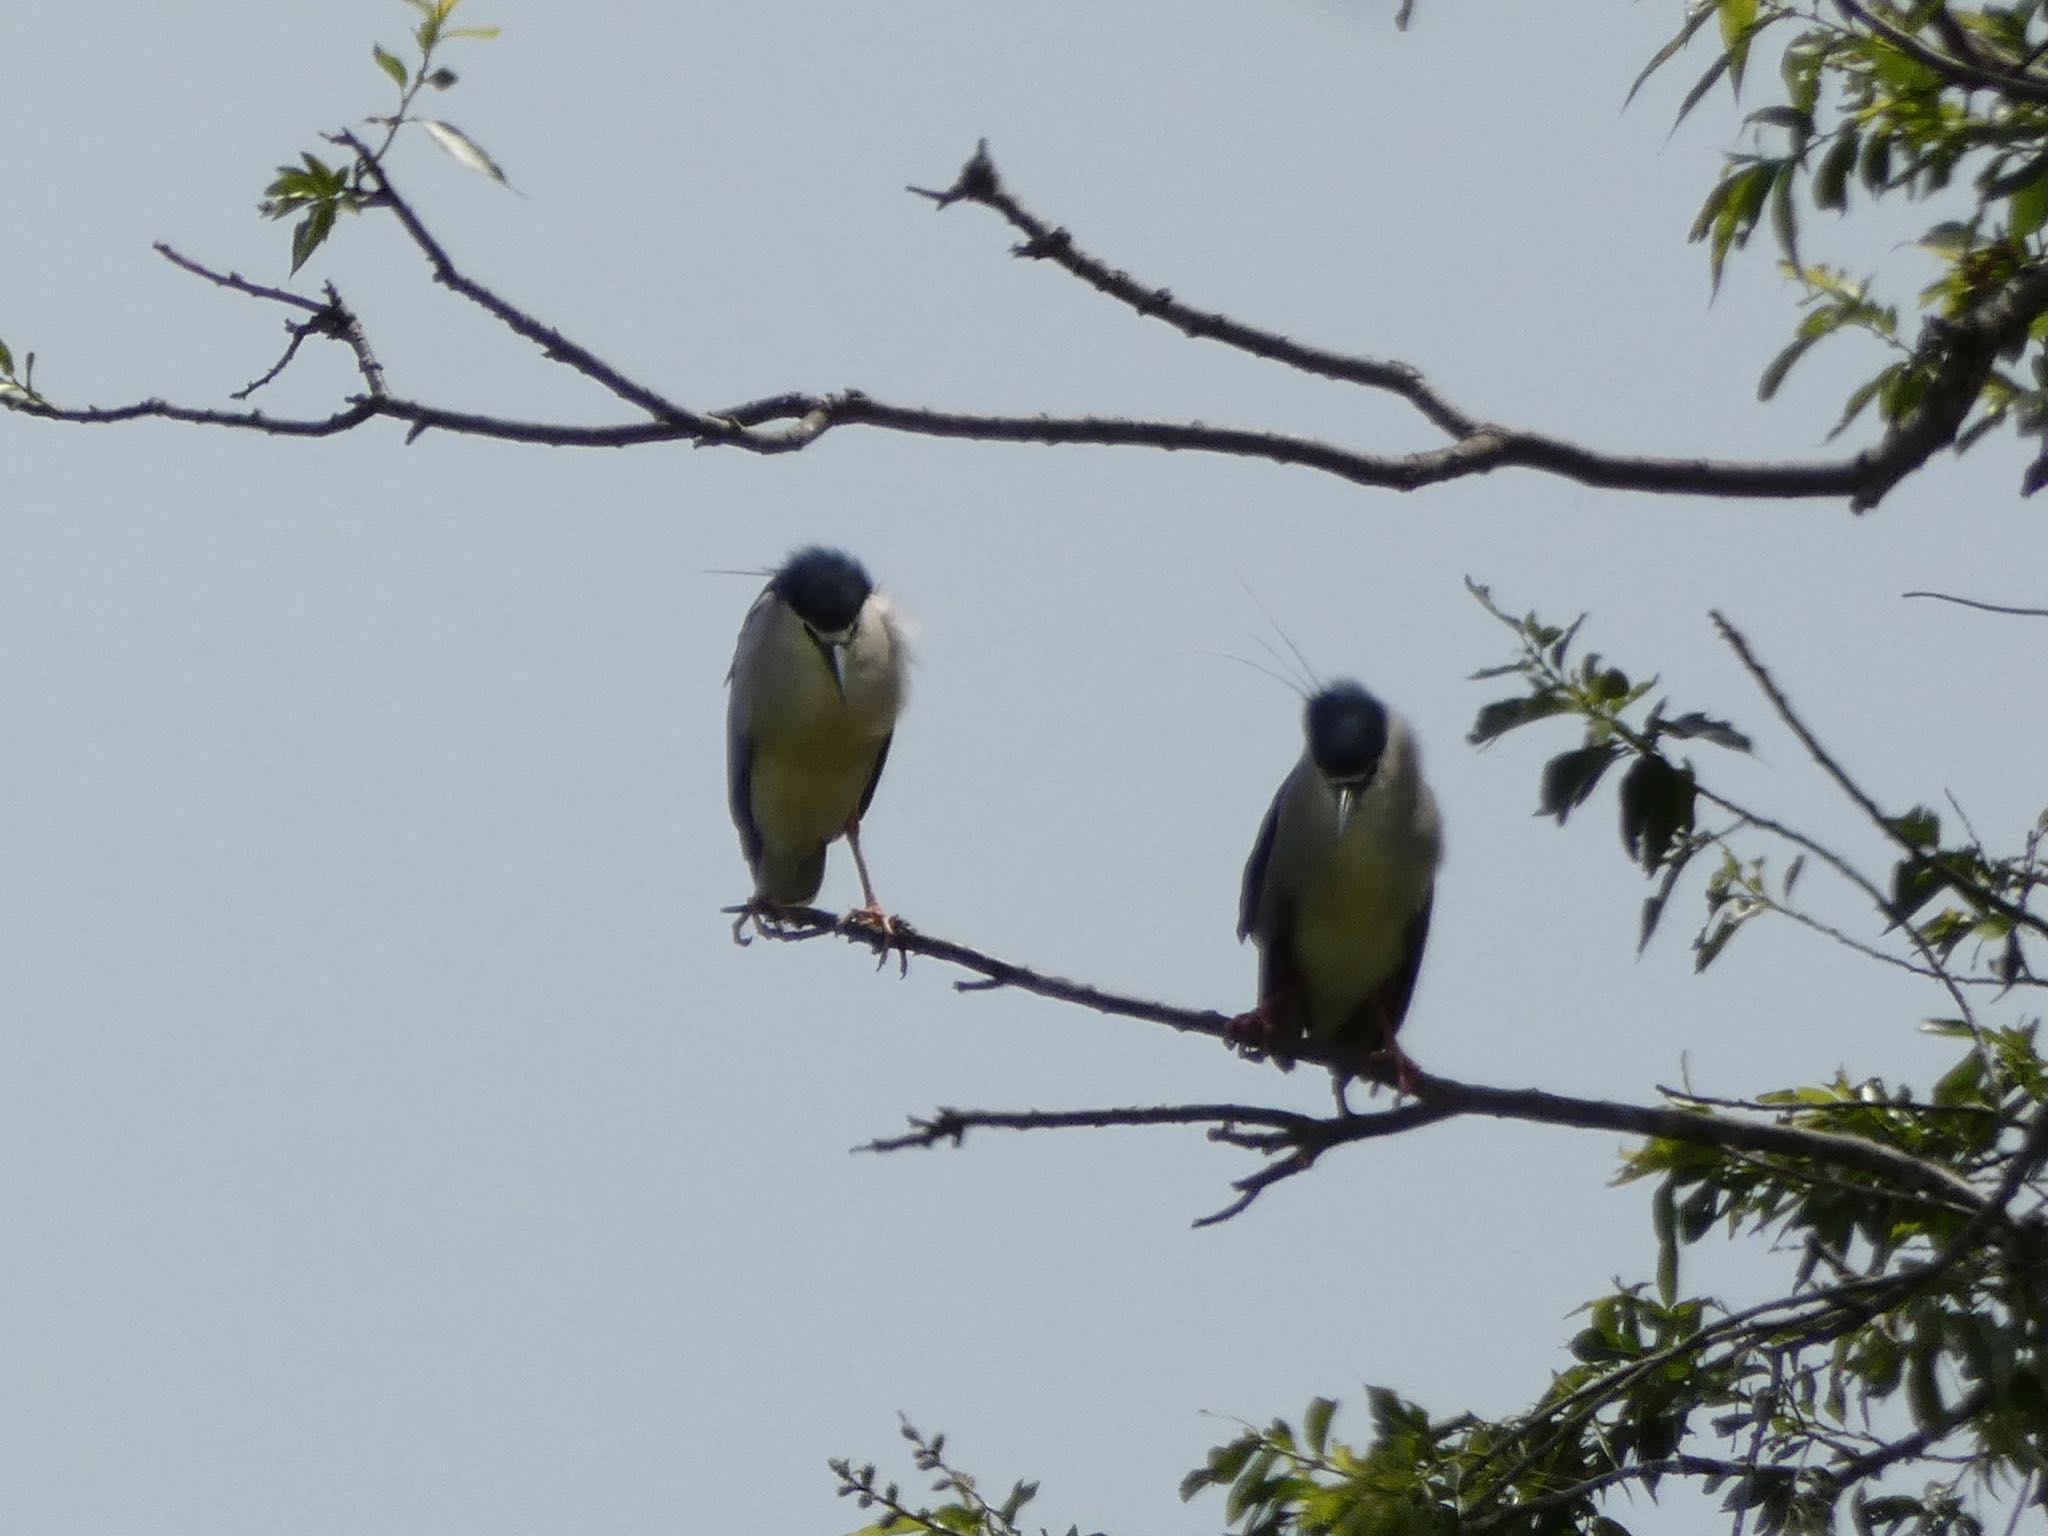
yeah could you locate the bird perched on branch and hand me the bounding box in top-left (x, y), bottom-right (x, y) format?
top-left (1230, 680), bottom-right (1442, 1095)
top-left (727, 547), bottom-right (908, 939)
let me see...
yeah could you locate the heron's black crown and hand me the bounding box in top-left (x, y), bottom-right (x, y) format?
top-left (1306, 682), bottom-right (1389, 785)
top-left (772, 547), bottom-right (873, 634)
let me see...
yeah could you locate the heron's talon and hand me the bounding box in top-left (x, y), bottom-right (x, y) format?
top-left (848, 903), bottom-right (909, 977)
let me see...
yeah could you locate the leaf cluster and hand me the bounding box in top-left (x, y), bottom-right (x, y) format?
top-left (1466, 580), bottom-right (1754, 961)
top-left (258, 0), bottom-right (505, 273)
top-left (1648, 0), bottom-right (2048, 492)
top-left (833, 1419), bottom-right (1093, 1536)
top-left (1884, 806), bottom-right (2046, 982)
top-left (0, 335), bottom-right (40, 406)
top-left (1165, 1014), bottom-right (2048, 1533)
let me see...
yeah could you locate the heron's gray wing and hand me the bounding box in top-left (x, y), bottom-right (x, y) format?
top-left (1371, 893), bottom-right (1433, 1038)
top-left (726, 660), bottom-right (763, 867)
top-left (1238, 774), bottom-right (1289, 942)
top-left (854, 731), bottom-right (893, 822)
top-left (727, 737), bottom-right (762, 869)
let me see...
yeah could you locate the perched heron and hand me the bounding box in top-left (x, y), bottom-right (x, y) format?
top-left (726, 547), bottom-right (908, 937)
top-left (1230, 680), bottom-right (1442, 1095)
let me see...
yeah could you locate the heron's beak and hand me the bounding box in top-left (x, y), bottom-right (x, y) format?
top-left (826, 641), bottom-right (849, 701)
top-left (1335, 784), bottom-right (1358, 837)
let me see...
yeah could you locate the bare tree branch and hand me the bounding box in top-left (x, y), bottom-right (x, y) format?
top-left (907, 141), bottom-right (2048, 511)
top-left (13, 138), bottom-right (2043, 512)
top-left (741, 905), bottom-right (1996, 1224)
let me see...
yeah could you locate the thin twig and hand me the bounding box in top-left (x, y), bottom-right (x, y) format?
top-left (232, 324), bottom-right (314, 400)
top-left (1824, 1384), bottom-right (1996, 1486)
top-left (909, 139), bottom-right (1483, 441)
top-left (1833, 0), bottom-right (2048, 104)
top-left (1904, 590), bottom-right (2048, 618)
top-left (1715, 612), bottom-right (2048, 948)
top-left (152, 242), bottom-right (327, 314)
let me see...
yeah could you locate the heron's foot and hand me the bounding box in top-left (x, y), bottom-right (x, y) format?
top-left (729, 899), bottom-right (803, 946)
top-left (1361, 1042), bottom-right (1423, 1098)
top-left (848, 903), bottom-right (910, 977)
top-left (1223, 1003), bottom-right (1299, 1070)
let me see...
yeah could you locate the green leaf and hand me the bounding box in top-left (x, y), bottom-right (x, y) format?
top-left (1689, 166), bottom-right (1744, 245)
top-left (1758, 334), bottom-right (1821, 400)
top-left (1628, 0), bottom-right (1720, 107)
top-left (1540, 745), bottom-right (1619, 824)
top-left (1886, 807), bottom-right (1940, 848)
top-left (1694, 908), bottom-right (1746, 972)
top-left (1303, 1396), bottom-right (1336, 1458)
top-left (1745, 104), bottom-right (1811, 138)
top-left (1814, 131), bottom-right (1858, 212)
top-left (1718, 0), bottom-right (1759, 94)
top-left (1675, 52), bottom-right (1732, 130)
top-left (1905, 1322), bottom-right (1946, 1429)
top-left (1365, 1385), bottom-right (1406, 1437)
top-left (995, 1480), bottom-right (1037, 1524)
top-left (1919, 220), bottom-right (1977, 258)
top-left (1653, 1176), bottom-right (1680, 1304)
top-left (1639, 838), bottom-right (1698, 953)
top-left (0, 338), bottom-right (13, 376)
top-left (373, 43), bottom-right (408, 89)
top-left (1829, 371), bottom-right (1888, 440)
top-left (1467, 692), bottom-right (1571, 746)
top-left (1769, 158), bottom-right (1800, 271)
top-left (1198, 1436), bottom-right (1257, 1491)
top-left (1619, 755), bottom-right (1697, 873)
top-left (1656, 712), bottom-right (1752, 751)
top-left (417, 118), bottom-right (511, 184)
top-left (2013, 176), bottom-right (2048, 243)
top-left (1890, 858), bottom-right (1947, 924)
top-left (1678, 1182), bottom-right (1719, 1241)
top-left (289, 201), bottom-right (336, 274)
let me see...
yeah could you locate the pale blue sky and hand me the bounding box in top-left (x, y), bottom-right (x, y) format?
top-left (4, 4), bottom-right (2044, 1534)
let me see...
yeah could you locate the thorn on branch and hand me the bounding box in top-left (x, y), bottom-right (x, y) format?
top-left (1011, 228), bottom-right (1073, 261)
top-left (860, 1113), bottom-right (969, 1154)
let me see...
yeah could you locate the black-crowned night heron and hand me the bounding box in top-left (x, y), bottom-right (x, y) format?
top-left (1230, 680), bottom-right (1442, 1094)
top-left (727, 547), bottom-right (908, 936)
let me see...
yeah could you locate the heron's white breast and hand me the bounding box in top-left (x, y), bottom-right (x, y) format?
top-left (731, 597), bottom-right (905, 851)
top-left (1268, 742), bottom-right (1440, 1037)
